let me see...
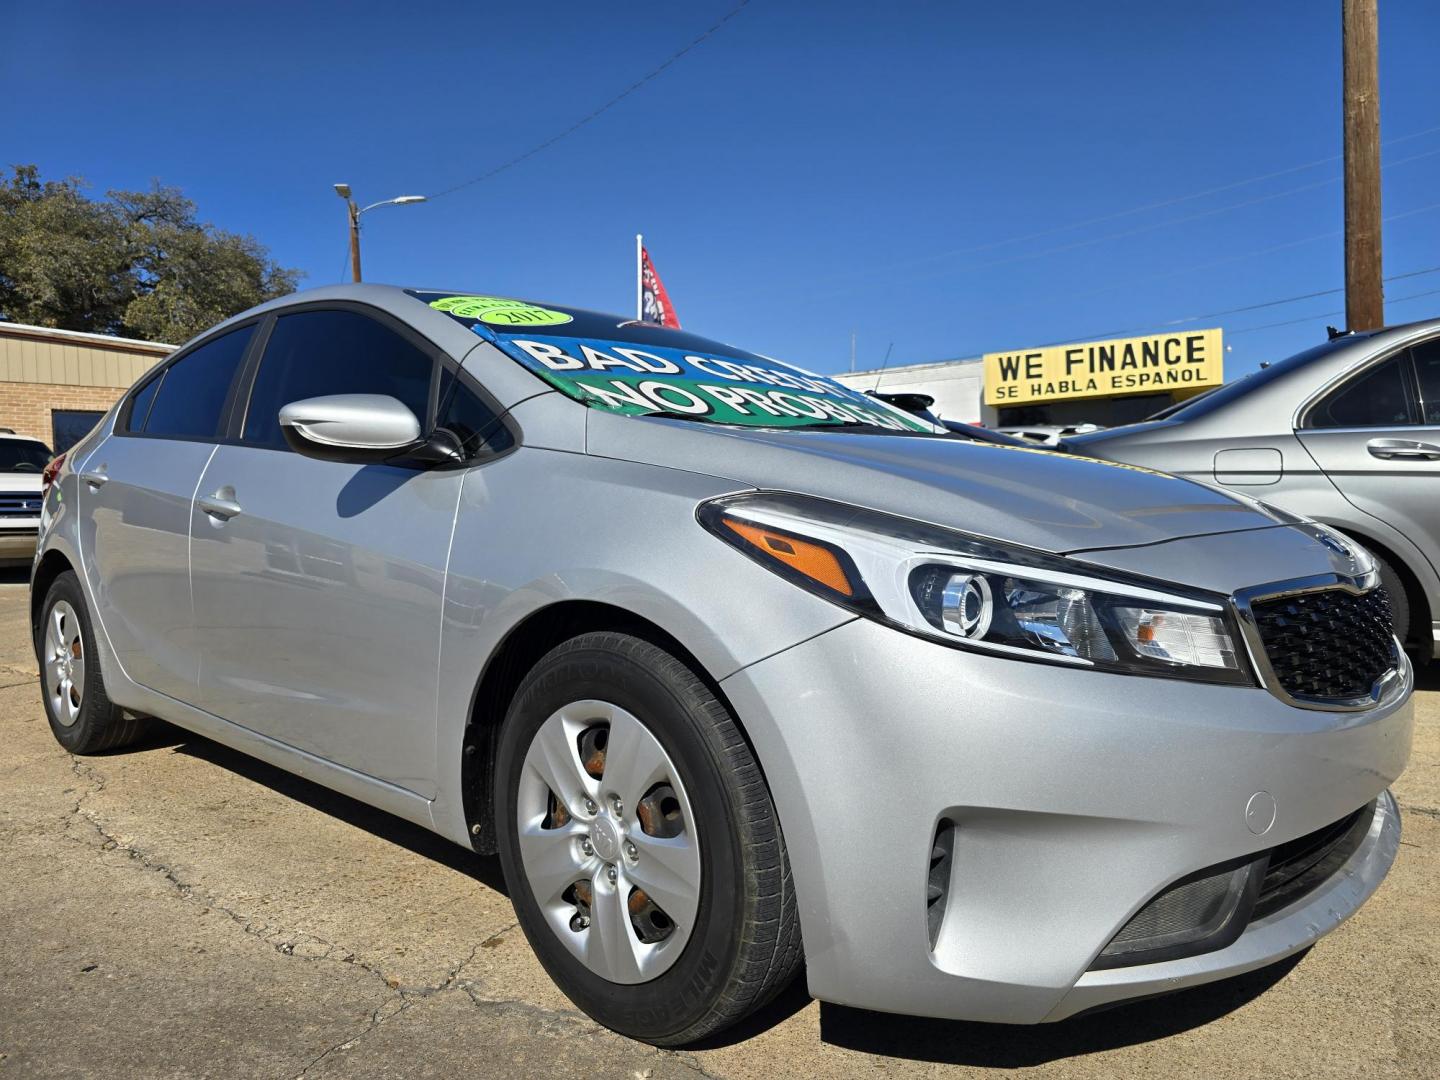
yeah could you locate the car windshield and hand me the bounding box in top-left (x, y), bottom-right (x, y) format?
top-left (1157, 337), bottom-right (1365, 422)
top-left (412, 291), bottom-right (935, 434)
top-left (0, 440), bottom-right (52, 472)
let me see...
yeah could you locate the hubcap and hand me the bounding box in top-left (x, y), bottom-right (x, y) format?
top-left (43, 600), bottom-right (84, 728)
top-left (516, 700), bottom-right (701, 984)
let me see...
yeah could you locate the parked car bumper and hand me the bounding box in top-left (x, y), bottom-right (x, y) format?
top-left (720, 617), bottom-right (1413, 1024)
top-left (0, 523), bottom-right (40, 563)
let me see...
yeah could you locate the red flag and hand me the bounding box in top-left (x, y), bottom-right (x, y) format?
top-left (640, 244), bottom-right (681, 328)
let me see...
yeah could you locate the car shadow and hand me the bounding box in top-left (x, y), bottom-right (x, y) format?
top-left (102, 720), bottom-right (1323, 1058)
top-left (814, 950), bottom-right (1307, 1066)
top-left (127, 719), bottom-right (1316, 1058)
top-left (144, 726), bottom-right (510, 896)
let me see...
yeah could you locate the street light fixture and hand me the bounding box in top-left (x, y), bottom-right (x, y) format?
top-left (333, 184), bottom-right (427, 283)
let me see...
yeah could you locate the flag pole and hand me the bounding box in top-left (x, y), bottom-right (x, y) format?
top-left (635, 234), bottom-right (643, 321)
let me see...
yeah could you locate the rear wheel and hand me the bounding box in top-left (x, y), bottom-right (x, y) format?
top-left (495, 632), bottom-right (801, 1046)
top-left (37, 572), bottom-right (148, 753)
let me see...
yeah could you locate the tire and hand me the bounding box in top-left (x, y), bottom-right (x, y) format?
top-left (1372, 551), bottom-right (1417, 657)
top-left (36, 571), bottom-right (148, 754)
top-left (495, 632), bottom-right (802, 1046)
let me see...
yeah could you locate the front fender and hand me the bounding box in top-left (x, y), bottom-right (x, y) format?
top-left (429, 447), bottom-right (852, 845)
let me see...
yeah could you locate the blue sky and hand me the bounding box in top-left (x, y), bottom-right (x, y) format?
top-left (6, 1), bottom-right (1440, 379)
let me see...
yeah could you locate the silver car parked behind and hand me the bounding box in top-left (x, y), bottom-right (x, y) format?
top-left (33, 286), bottom-right (1412, 1045)
top-left (1070, 320), bottom-right (1440, 662)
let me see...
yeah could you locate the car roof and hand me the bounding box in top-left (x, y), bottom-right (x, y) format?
top-left (1069, 315), bottom-right (1440, 442)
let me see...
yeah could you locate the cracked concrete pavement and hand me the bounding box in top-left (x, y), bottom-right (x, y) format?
top-left (1, 574), bottom-right (1436, 1077)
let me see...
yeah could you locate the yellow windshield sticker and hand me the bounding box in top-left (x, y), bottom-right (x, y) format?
top-left (428, 295), bottom-right (573, 326)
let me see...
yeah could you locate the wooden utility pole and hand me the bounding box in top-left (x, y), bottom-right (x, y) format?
top-left (1342, 0), bottom-right (1383, 330)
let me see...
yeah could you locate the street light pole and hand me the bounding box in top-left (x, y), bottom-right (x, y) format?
top-left (346, 198), bottom-right (363, 283)
top-left (333, 184), bottom-right (427, 283)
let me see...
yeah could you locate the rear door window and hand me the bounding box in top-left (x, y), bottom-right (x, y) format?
top-left (139, 324), bottom-right (255, 439)
top-left (1304, 352), bottom-right (1416, 429)
top-left (242, 309), bottom-right (435, 449)
top-left (1409, 336), bottom-right (1440, 425)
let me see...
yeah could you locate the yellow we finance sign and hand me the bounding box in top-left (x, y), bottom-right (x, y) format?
top-left (983, 329), bottom-right (1224, 406)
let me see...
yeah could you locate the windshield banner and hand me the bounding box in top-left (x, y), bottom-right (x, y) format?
top-left (490, 334), bottom-right (928, 430)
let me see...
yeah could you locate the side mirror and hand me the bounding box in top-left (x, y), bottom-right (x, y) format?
top-left (278, 394), bottom-right (423, 463)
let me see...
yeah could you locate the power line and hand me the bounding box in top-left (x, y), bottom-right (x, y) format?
top-left (1125, 263), bottom-right (1440, 330)
top-left (944, 202), bottom-right (1440, 359)
top-left (1227, 285), bottom-right (1440, 336)
top-left (1049, 197), bottom-right (1440, 314)
top-left (930, 121), bottom-right (1440, 260)
top-left (428, 2), bottom-right (751, 200)
top-left (828, 145), bottom-right (1440, 295)
top-left (728, 121), bottom-right (1440, 306)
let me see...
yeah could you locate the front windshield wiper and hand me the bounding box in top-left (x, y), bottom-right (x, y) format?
top-left (637, 409), bottom-right (732, 424)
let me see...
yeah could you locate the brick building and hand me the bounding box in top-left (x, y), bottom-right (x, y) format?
top-left (0, 322), bottom-right (173, 451)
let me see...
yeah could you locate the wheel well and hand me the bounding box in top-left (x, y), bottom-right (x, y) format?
top-left (460, 600), bottom-right (733, 854)
top-left (30, 550), bottom-right (74, 645)
top-left (1328, 526), bottom-right (1431, 646)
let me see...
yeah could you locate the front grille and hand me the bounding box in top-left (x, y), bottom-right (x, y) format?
top-left (0, 491), bottom-right (41, 516)
top-left (1251, 587), bottom-right (1395, 702)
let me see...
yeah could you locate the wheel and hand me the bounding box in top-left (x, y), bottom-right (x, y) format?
top-left (36, 571), bottom-right (148, 753)
top-left (1372, 551), bottom-right (1418, 659)
top-left (495, 632), bottom-right (802, 1046)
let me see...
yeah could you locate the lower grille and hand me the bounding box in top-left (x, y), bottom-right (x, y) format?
top-left (1251, 587), bottom-right (1396, 702)
top-left (1093, 801), bottom-right (1378, 970)
top-left (1253, 802), bottom-right (1373, 919)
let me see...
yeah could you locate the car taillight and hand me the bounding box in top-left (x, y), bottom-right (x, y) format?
top-left (41, 452), bottom-right (66, 496)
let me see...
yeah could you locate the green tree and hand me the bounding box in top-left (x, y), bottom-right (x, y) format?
top-left (0, 164), bottom-right (300, 343)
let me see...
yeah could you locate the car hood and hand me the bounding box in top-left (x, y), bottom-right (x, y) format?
top-left (1064, 419), bottom-right (1179, 452)
top-left (585, 412), bottom-right (1292, 555)
top-left (0, 472), bottom-right (43, 492)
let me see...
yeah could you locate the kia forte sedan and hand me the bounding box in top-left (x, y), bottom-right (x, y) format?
top-left (33, 286), bottom-right (1412, 1045)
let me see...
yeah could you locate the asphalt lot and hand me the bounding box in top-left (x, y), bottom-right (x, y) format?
top-left (1, 573), bottom-right (1436, 1079)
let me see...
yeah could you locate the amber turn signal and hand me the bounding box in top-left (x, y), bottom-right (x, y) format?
top-left (720, 518), bottom-right (856, 597)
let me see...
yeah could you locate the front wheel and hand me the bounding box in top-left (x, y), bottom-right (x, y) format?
top-left (495, 632), bottom-right (802, 1046)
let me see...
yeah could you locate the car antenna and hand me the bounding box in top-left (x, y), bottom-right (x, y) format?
top-left (871, 342), bottom-right (895, 391)
top-left (1326, 325), bottom-right (1347, 340)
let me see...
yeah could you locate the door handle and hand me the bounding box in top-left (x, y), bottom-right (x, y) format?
top-left (80, 469), bottom-right (108, 488)
top-left (1366, 438), bottom-right (1440, 460)
top-left (198, 494), bottom-right (243, 520)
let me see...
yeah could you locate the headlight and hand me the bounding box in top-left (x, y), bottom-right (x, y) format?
top-left (699, 492), bottom-right (1252, 686)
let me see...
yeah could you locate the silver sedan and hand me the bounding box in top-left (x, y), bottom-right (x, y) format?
top-left (31, 285), bottom-right (1412, 1044)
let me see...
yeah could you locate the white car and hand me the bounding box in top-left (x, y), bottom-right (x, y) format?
top-left (998, 423), bottom-right (1103, 446)
top-left (0, 433), bottom-right (53, 566)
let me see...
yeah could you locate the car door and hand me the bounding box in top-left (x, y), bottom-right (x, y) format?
top-left (76, 322), bottom-right (256, 699)
top-left (1295, 335), bottom-right (1440, 580)
top-left (187, 305), bottom-right (508, 796)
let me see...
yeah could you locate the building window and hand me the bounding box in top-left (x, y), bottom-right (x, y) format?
top-left (52, 410), bottom-right (107, 453)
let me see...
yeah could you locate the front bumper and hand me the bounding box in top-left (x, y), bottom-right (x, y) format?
top-left (720, 617), bottom-right (1413, 1024)
top-left (0, 525), bottom-right (39, 562)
